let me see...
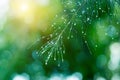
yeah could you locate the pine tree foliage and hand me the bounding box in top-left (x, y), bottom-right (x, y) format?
top-left (33, 0), bottom-right (120, 65)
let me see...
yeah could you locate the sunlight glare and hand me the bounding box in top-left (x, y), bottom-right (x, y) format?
top-left (20, 3), bottom-right (29, 13)
top-left (11, 0), bottom-right (35, 24)
top-left (11, 0), bottom-right (34, 17)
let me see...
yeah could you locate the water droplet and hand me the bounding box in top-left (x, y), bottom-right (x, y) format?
top-left (45, 62), bottom-right (47, 65)
top-left (67, 37), bottom-right (70, 40)
top-left (86, 7), bottom-right (89, 10)
top-left (54, 58), bottom-right (56, 61)
top-left (95, 45), bottom-right (98, 48)
top-left (117, 22), bottom-right (119, 24)
top-left (55, 15), bottom-right (58, 18)
top-left (105, 33), bottom-right (108, 36)
top-left (82, 31), bottom-right (84, 34)
top-left (82, 10), bottom-right (85, 14)
top-left (99, 7), bottom-right (101, 10)
top-left (64, 9), bottom-right (66, 12)
top-left (36, 52), bottom-right (39, 54)
top-left (58, 64), bottom-right (60, 67)
top-left (87, 18), bottom-right (90, 21)
top-left (85, 41), bottom-right (87, 43)
top-left (71, 35), bottom-right (74, 38)
top-left (74, 23), bottom-right (76, 26)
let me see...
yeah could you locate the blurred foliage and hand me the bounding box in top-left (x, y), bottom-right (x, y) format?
top-left (0, 0), bottom-right (120, 80)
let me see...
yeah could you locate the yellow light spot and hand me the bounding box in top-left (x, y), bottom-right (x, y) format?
top-left (19, 3), bottom-right (29, 12)
top-left (11, 0), bottom-right (35, 18)
top-left (10, 0), bottom-right (62, 32)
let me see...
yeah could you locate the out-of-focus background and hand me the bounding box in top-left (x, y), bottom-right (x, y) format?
top-left (0, 0), bottom-right (120, 80)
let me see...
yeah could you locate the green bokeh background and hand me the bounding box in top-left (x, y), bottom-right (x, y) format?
top-left (0, 0), bottom-right (120, 80)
